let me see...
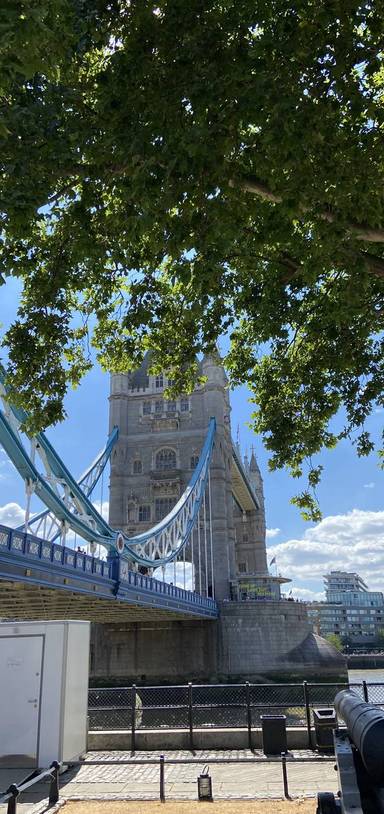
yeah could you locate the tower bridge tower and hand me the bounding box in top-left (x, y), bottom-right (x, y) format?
top-left (98, 352), bottom-right (346, 683)
top-left (108, 352), bottom-right (272, 601)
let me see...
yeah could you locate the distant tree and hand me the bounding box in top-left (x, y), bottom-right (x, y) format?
top-left (1, 2), bottom-right (383, 517)
top-left (325, 633), bottom-right (344, 653)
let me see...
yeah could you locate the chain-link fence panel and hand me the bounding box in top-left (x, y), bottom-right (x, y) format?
top-left (88, 687), bottom-right (133, 730)
top-left (307, 682), bottom-right (348, 706)
top-left (348, 683), bottom-right (365, 700)
top-left (364, 682), bottom-right (384, 706)
top-left (249, 684), bottom-right (306, 727)
top-left (88, 680), bottom-right (379, 732)
top-left (138, 685), bottom-right (189, 729)
top-left (192, 684), bottom-right (247, 728)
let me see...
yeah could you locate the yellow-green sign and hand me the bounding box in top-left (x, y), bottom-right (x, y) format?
top-left (239, 584), bottom-right (273, 597)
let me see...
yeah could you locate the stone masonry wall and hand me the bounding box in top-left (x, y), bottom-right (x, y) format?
top-left (90, 600), bottom-right (346, 684)
top-left (217, 601), bottom-right (346, 680)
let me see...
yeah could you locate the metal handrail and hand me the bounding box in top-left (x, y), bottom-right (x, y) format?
top-left (0, 761), bottom-right (61, 814)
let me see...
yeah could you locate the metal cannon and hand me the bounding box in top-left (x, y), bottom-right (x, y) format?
top-left (317, 689), bottom-right (384, 814)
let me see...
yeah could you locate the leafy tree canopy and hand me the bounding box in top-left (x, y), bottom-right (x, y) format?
top-left (325, 633), bottom-right (344, 653)
top-left (1, 1), bottom-right (383, 517)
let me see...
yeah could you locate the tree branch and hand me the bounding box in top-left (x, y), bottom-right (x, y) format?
top-left (230, 175), bottom-right (384, 244)
top-left (356, 251), bottom-right (384, 279)
top-left (229, 177), bottom-right (282, 204)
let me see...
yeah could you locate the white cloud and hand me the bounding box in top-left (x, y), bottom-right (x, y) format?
top-left (0, 497), bottom-right (110, 541)
top-left (160, 561), bottom-right (194, 590)
top-left (92, 500), bottom-right (109, 521)
top-left (266, 527), bottom-right (281, 539)
top-left (267, 509), bottom-right (384, 594)
top-left (0, 502), bottom-right (25, 528)
top-left (363, 482), bottom-right (375, 489)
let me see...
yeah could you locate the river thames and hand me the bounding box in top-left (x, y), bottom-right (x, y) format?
top-left (349, 667), bottom-right (384, 683)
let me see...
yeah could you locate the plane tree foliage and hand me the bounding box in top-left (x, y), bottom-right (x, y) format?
top-left (1, 1), bottom-right (384, 517)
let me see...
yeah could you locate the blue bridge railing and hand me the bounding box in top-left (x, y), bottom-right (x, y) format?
top-left (0, 524), bottom-right (218, 617)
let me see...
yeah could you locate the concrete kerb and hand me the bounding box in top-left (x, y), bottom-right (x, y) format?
top-left (27, 800), bottom-right (66, 814)
top-left (88, 727), bottom-right (315, 751)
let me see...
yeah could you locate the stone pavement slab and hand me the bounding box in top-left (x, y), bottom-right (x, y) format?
top-left (0, 749), bottom-right (338, 811)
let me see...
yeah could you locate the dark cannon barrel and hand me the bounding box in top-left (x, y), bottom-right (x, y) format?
top-left (335, 689), bottom-right (384, 782)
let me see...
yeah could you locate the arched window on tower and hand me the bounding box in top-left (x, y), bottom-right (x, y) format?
top-left (133, 459), bottom-right (142, 474)
top-left (190, 454), bottom-right (199, 470)
top-left (155, 448), bottom-right (176, 470)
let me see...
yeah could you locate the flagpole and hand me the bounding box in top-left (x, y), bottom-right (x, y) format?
top-left (269, 554), bottom-right (278, 577)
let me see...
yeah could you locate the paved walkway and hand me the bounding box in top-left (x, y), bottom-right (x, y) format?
top-left (0, 750), bottom-right (338, 811)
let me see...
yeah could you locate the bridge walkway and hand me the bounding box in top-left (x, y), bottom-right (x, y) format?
top-left (0, 525), bottom-right (218, 621)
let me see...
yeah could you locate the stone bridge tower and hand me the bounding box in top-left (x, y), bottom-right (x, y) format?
top-left (91, 353), bottom-right (346, 683)
top-left (108, 352), bottom-right (273, 601)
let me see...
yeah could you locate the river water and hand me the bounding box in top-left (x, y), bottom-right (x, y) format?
top-left (348, 668), bottom-right (384, 684)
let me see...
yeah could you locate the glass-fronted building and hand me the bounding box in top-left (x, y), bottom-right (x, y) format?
top-left (308, 571), bottom-right (384, 644)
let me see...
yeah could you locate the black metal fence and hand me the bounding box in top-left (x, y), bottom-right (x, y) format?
top-left (88, 680), bottom-right (384, 737)
top-left (0, 762), bottom-right (60, 814)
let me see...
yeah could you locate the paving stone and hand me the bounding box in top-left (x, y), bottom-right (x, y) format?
top-left (1, 749), bottom-right (339, 807)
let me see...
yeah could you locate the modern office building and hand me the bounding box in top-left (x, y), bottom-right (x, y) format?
top-left (308, 571), bottom-right (384, 644)
top-left (325, 571), bottom-right (368, 601)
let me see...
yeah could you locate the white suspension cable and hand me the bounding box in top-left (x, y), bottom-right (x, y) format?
top-left (100, 469), bottom-right (104, 560)
top-left (203, 490), bottom-right (208, 596)
top-left (24, 439), bottom-right (36, 533)
top-left (208, 468), bottom-right (215, 599)
top-left (183, 543), bottom-right (186, 590)
top-left (24, 479), bottom-right (33, 534)
top-left (197, 508), bottom-right (202, 595)
top-left (191, 526), bottom-right (195, 592)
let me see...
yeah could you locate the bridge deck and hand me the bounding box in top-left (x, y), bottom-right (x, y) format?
top-left (0, 525), bottom-right (218, 621)
top-left (0, 580), bottom-right (215, 621)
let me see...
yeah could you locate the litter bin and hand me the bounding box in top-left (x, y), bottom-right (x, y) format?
top-left (261, 715), bottom-right (287, 755)
top-left (313, 707), bottom-right (337, 751)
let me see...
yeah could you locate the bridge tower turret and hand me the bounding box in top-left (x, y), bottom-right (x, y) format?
top-left (200, 353), bottom-right (237, 598)
top-left (108, 352), bottom-right (237, 600)
top-left (248, 447), bottom-right (267, 559)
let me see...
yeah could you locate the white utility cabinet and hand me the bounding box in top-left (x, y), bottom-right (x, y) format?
top-left (0, 620), bottom-right (90, 768)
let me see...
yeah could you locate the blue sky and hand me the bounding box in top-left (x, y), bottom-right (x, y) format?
top-left (0, 277), bottom-right (383, 599)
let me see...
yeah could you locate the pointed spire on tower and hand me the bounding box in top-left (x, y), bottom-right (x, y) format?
top-left (247, 441), bottom-right (266, 543)
top-left (243, 447), bottom-right (249, 472)
top-left (249, 444), bottom-right (259, 472)
top-left (248, 444), bottom-right (264, 496)
top-left (235, 424), bottom-right (241, 455)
